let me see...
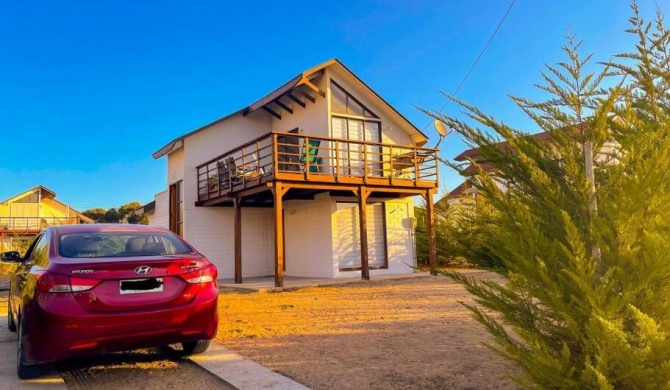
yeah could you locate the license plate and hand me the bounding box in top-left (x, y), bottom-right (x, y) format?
top-left (120, 278), bottom-right (164, 294)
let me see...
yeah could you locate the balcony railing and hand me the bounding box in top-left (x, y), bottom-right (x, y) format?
top-left (0, 217), bottom-right (83, 232)
top-left (197, 132), bottom-right (438, 203)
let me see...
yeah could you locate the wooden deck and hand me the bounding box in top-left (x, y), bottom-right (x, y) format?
top-left (196, 131), bottom-right (439, 206)
top-left (194, 131), bottom-right (439, 288)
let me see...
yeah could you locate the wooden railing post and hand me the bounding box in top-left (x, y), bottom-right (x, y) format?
top-left (413, 147), bottom-right (419, 186)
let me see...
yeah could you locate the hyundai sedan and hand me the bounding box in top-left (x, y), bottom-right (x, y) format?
top-left (1, 224), bottom-right (219, 379)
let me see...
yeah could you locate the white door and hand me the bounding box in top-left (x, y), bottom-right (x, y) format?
top-left (336, 203), bottom-right (386, 270)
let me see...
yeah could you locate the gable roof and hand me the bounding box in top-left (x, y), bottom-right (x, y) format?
top-left (2, 185), bottom-right (56, 204)
top-left (152, 58), bottom-right (428, 159)
top-left (1, 185), bottom-right (94, 223)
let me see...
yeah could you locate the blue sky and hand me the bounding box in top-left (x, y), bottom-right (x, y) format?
top-left (0, 0), bottom-right (666, 210)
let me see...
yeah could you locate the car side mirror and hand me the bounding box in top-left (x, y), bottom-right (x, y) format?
top-left (0, 251), bottom-right (22, 263)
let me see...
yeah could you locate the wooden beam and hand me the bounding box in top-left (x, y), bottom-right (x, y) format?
top-left (423, 190), bottom-right (437, 272)
top-left (273, 182), bottom-right (288, 287)
top-left (274, 99), bottom-right (293, 115)
top-left (358, 186), bottom-right (371, 280)
top-left (286, 92), bottom-right (306, 108)
top-left (262, 106), bottom-right (281, 120)
top-left (301, 78), bottom-right (326, 97)
top-left (295, 88), bottom-right (316, 103)
top-left (234, 197), bottom-right (242, 284)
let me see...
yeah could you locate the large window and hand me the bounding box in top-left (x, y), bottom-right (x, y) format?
top-left (330, 81), bottom-right (382, 176)
top-left (336, 202), bottom-right (388, 271)
top-left (58, 232), bottom-right (193, 258)
top-left (169, 181), bottom-right (183, 236)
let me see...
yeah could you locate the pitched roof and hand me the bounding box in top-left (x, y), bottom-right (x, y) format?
top-left (454, 131), bottom-right (554, 161)
top-left (152, 58), bottom-right (429, 159)
top-left (1, 185), bottom-right (57, 204)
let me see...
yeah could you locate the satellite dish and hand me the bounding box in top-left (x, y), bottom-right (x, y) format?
top-left (434, 120), bottom-right (448, 137)
top-left (433, 120), bottom-right (449, 148)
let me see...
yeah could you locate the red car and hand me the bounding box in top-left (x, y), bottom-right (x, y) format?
top-left (1, 224), bottom-right (219, 379)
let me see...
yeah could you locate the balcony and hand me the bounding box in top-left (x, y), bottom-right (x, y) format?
top-left (196, 131), bottom-right (439, 204)
top-left (0, 217), bottom-right (84, 234)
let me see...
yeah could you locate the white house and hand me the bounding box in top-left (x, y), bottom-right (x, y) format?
top-left (147, 59), bottom-right (439, 287)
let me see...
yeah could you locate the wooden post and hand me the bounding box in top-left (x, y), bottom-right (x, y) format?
top-left (424, 190), bottom-right (437, 272)
top-left (273, 182), bottom-right (288, 287)
top-left (234, 197), bottom-right (242, 284)
top-left (358, 186), bottom-right (371, 280)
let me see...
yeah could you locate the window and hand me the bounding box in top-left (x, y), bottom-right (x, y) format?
top-left (330, 81), bottom-right (382, 176)
top-left (336, 202), bottom-right (388, 271)
top-left (169, 181), bottom-right (183, 236)
top-left (15, 192), bottom-right (39, 203)
top-left (58, 232), bottom-right (193, 258)
top-left (330, 81), bottom-right (378, 119)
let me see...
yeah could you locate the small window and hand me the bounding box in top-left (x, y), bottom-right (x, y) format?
top-left (330, 81), bottom-right (379, 119)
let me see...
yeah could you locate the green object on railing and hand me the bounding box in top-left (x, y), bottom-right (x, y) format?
top-left (300, 139), bottom-right (321, 173)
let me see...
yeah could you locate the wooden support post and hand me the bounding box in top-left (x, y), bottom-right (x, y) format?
top-left (273, 182), bottom-right (289, 287)
top-left (358, 186), bottom-right (371, 280)
top-left (424, 190), bottom-right (437, 273)
top-left (234, 197), bottom-right (242, 284)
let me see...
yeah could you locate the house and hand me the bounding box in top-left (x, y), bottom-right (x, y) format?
top-left (0, 186), bottom-right (93, 251)
top-left (147, 59), bottom-right (439, 287)
top-left (438, 128), bottom-right (618, 209)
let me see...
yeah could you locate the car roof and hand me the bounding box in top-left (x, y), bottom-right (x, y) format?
top-left (53, 224), bottom-right (171, 235)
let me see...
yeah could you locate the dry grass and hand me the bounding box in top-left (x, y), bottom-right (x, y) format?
top-left (215, 273), bottom-right (521, 390)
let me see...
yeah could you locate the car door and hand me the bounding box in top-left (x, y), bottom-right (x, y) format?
top-left (10, 232), bottom-right (46, 316)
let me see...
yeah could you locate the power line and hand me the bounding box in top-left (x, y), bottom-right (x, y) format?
top-left (423, 0), bottom-right (517, 130)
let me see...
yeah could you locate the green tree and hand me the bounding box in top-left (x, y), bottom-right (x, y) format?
top-left (83, 201), bottom-right (148, 224)
top-left (429, 5), bottom-right (670, 388)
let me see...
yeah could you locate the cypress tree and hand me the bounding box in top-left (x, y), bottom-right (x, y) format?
top-left (432, 4), bottom-right (670, 388)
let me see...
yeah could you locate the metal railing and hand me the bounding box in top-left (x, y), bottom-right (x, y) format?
top-left (0, 217), bottom-right (83, 232)
top-left (196, 131), bottom-right (439, 202)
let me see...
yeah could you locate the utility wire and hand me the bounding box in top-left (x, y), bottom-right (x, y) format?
top-left (423, 0), bottom-right (516, 130)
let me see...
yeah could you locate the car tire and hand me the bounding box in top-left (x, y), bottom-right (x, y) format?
top-left (7, 306), bottom-right (16, 333)
top-left (16, 319), bottom-right (41, 379)
top-left (181, 340), bottom-right (211, 355)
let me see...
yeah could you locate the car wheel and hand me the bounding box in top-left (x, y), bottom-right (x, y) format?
top-left (181, 340), bottom-right (211, 355)
top-left (16, 318), bottom-right (41, 379)
top-left (7, 306), bottom-right (16, 333)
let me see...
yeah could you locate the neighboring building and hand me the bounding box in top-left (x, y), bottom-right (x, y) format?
top-left (437, 128), bottom-right (618, 209)
top-left (0, 186), bottom-right (93, 251)
top-left (147, 59), bottom-right (439, 287)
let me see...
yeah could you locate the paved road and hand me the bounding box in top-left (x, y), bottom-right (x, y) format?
top-left (0, 292), bottom-right (235, 390)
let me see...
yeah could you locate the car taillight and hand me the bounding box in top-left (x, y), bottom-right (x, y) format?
top-left (179, 264), bottom-right (217, 284)
top-left (70, 276), bottom-right (101, 292)
top-left (36, 272), bottom-right (101, 293)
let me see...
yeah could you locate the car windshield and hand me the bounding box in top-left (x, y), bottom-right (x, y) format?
top-left (58, 232), bottom-right (193, 258)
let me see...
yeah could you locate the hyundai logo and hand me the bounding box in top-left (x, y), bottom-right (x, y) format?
top-left (134, 266), bottom-right (152, 275)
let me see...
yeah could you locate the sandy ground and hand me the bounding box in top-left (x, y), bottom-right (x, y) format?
top-left (216, 272), bottom-right (522, 390)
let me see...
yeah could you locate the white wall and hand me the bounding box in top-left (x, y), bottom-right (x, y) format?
top-left (284, 193), bottom-right (334, 278)
top-left (168, 147), bottom-right (185, 185)
top-left (183, 206), bottom-right (274, 279)
top-left (178, 111), bottom-right (274, 278)
top-left (149, 190), bottom-right (169, 229)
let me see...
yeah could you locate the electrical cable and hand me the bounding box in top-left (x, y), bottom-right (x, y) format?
top-left (423, 0), bottom-right (517, 130)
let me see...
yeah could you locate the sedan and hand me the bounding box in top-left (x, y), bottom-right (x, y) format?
top-left (1, 224), bottom-right (219, 379)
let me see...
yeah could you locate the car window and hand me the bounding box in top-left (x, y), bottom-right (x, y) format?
top-left (28, 233), bottom-right (49, 266)
top-left (23, 233), bottom-right (45, 261)
top-left (58, 232), bottom-right (194, 258)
